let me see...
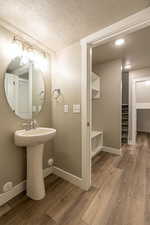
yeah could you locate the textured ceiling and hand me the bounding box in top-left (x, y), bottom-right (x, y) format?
top-left (0, 0), bottom-right (149, 51)
top-left (92, 26), bottom-right (150, 71)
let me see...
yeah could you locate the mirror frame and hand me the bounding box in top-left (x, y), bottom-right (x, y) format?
top-left (3, 57), bottom-right (46, 120)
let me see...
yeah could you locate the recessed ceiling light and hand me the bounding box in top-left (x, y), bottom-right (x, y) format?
top-left (115, 39), bottom-right (125, 46)
top-left (124, 64), bottom-right (131, 70)
top-left (145, 81), bottom-right (150, 86)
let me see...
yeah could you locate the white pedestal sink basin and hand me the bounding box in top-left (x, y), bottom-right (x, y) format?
top-left (14, 127), bottom-right (56, 200)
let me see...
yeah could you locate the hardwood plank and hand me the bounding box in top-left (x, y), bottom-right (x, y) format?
top-left (46, 184), bottom-right (82, 223)
top-left (82, 168), bottom-right (122, 225)
top-left (106, 144), bottom-right (145, 225)
top-left (57, 186), bottom-right (98, 225)
top-left (145, 141), bottom-right (150, 225)
top-left (145, 168), bottom-right (150, 225)
top-left (0, 204), bottom-right (11, 218)
top-left (122, 145), bottom-right (146, 225)
top-left (29, 215), bottom-right (57, 225)
top-left (8, 192), bottom-right (28, 209)
top-left (92, 152), bottom-right (119, 189)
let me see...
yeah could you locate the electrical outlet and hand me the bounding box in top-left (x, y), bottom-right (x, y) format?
top-left (73, 104), bottom-right (80, 113)
top-left (3, 182), bottom-right (13, 192)
top-left (48, 158), bottom-right (54, 167)
top-left (64, 104), bottom-right (69, 113)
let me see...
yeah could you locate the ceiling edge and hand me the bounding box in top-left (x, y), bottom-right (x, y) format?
top-left (0, 17), bottom-right (56, 55)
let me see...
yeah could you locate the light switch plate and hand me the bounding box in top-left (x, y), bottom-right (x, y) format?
top-left (73, 104), bottom-right (80, 113)
top-left (64, 104), bottom-right (69, 113)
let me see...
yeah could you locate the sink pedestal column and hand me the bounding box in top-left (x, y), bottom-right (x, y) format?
top-left (26, 144), bottom-right (45, 200)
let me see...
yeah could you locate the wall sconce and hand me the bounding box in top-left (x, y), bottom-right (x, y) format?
top-left (52, 89), bottom-right (63, 102)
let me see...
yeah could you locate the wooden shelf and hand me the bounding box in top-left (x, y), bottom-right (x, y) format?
top-left (92, 88), bottom-right (99, 92)
top-left (92, 146), bottom-right (103, 158)
top-left (136, 103), bottom-right (150, 109)
top-left (91, 130), bottom-right (103, 139)
top-left (122, 129), bottom-right (128, 132)
top-left (122, 134), bottom-right (128, 137)
top-left (122, 104), bottom-right (128, 144)
top-left (91, 130), bottom-right (103, 158)
top-left (92, 72), bottom-right (100, 99)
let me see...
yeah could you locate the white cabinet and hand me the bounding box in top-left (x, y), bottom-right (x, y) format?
top-left (91, 73), bottom-right (102, 158)
top-left (91, 130), bottom-right (103, 158)
top-left (92, 72), bottom-right (101, 99)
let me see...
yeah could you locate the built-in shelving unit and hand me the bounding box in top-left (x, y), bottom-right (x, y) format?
top-left (91, 130), bottom-right (103, 158)
top-left (136, 103), bottom-right (150, 109)
top-left (92, 72), bottom-right (100, 99)
top-left (122, 104), bottom-right (128, 144)
top-left (91, 72), bottom-right (102, 158)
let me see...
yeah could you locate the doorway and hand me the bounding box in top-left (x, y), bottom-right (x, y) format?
top-left (80, 7), bottom-right (150, 190)
top-left (131, 78), bottom-right (150, 144)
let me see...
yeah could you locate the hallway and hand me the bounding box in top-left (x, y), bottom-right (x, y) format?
top-left (0, 135), bottom-right (149, 225)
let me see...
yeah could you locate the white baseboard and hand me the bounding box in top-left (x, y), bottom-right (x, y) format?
top-left (43, 167), bottom-right (53, 178)
top-left (0, 167), bottom-right (53, 207)
top-left (128, 139), bottom-right (135, 145)
top-left (53, 166), bottom-right (82, 189)
top-left (128, 140), bottom-right (133, 145)
top-left (0, 181), bottom-right (26, 207)
top-left (102, 146), bottom-right (122, 155)
top-left (137, 130), bottom-right (150, 133)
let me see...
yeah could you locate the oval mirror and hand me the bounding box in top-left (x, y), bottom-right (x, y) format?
top-left (4, 57), bottom-right (45, 119)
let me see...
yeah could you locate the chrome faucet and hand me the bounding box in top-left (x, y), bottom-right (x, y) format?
top-left (31, 119), bottom-right (38, 129)
top-left (22, 120), bottom-right (38, 130)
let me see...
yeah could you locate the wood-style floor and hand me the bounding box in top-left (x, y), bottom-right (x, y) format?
top-left (0, 133), bottom-right (150, 225)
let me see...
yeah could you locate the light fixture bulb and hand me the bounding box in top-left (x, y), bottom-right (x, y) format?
top-left (145, 81), bottom-right (150, 86)
top-left (124, 64), bottom-right (131, 70)
top-left (28, 49), bottom-right (35, 61)
top-left (42, 57), bottom-right (49, 72)
top-left (33, 52), bottom-right (48, 72)
top-left (9, 37), bottom-right (48, 72)
top-left (9, 40), bottom-right (23, 59)
top-left (20, 49), bottom-right (29, 65)
top-left (115, 39), bottom-right (125, 46)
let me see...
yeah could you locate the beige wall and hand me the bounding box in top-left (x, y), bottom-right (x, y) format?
top-left (0, 26), bottom-right (52, 193)
top-left (136, 80), bottom-right (150, 103)
top-left (137, 109), bottom-right (150, 132)
top-left (52, 42), bottom-right (82, 177)
top-left (129, 68), bottom-right (150, 141)
top-left (92, 59), bottom-right (122, 149)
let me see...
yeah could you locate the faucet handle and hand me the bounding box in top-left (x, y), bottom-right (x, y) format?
top-left (33, 120), bottom-right (38, 129)
top-left (22, 122), bottom-right (30, 130)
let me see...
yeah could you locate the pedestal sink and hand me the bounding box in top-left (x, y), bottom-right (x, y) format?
top-left (14, 127), bottom-right (56, 200)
